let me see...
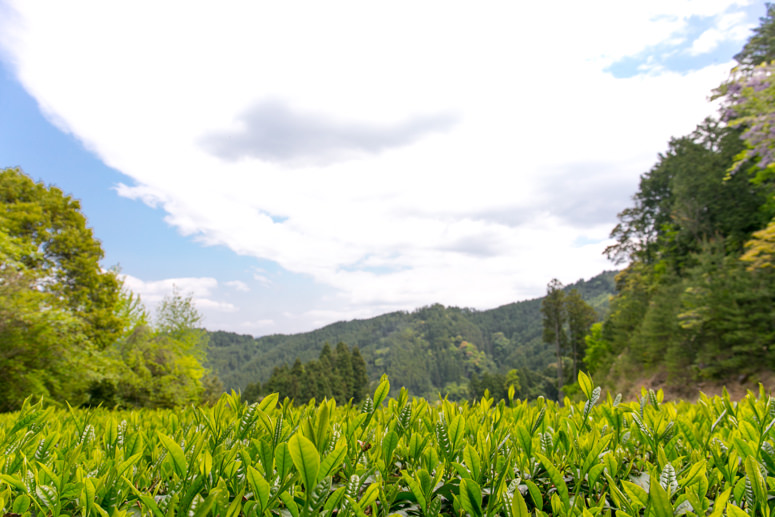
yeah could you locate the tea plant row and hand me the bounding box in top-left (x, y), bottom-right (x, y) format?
top-left (1, 373), bottom-right (774, 516)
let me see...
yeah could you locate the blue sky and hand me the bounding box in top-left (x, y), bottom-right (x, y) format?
top-left (0, 1), bottom-right (767, 335)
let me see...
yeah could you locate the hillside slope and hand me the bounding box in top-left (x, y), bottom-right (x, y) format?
top-left (206, 270), bottom-right (617, 398)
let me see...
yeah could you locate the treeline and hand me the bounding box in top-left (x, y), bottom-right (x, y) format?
top-left (586, 8), bottom-right (775, 391)
top-left (242, 342), bottom-right (369, 404)
top-left (207, 271), bottom-right (616, 401)
top-left (0, 167), bottom-right (219, 411)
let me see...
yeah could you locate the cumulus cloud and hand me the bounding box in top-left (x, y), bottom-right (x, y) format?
top-left (0, 1), bottom-right (762, 334)
top-left (122, 275), bottom-right (236, 314)
top-left (689, 11), bottom-right (751, 56)
top-left (201, 99), bottom-right (458, 165)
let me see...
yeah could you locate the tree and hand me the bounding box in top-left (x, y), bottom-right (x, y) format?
top-left (541, 279), bottom-right (566, 401)
top-left (0, 167), bottom-right (126, 410)
top-left (741, 220), bottom-right (775, 271)
top-left (565, 289), bottom-right (597, 379)
top-left (243, 380), bottom-right (262, 403)
top-left (334, 341), bottom-right (354, 401)
top-left (582, 323), bottom-right (609, 375)
top-left (350, 346), bottom-right (369, 401)
top-left (0, 167), bottom-right (124, 348)
top-left (734, 3), bottom-right (775, 69)
top-left (114, 289), bottom-right (211, 408)
top-left (505, 369), bottom-right (521, 395)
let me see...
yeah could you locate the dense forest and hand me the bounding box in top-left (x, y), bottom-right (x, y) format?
top-left (242, 342), bottom-right (370, 403)
top-left (206, 271), bottom-right (616, 401)
top-left (586, 5), bottom-right (775, 395)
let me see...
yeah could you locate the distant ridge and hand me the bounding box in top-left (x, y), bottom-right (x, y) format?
top-left (206, 270), bottom-right (618, 399)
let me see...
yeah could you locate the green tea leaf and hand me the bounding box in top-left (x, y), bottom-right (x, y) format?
top-left (319, 442), bottom-right (347, 481)
top-left (649, 474), bottom-right (673, 517)
top-left (536, 453), bottom-right (569, 510)
top-left (448, 414), bottom-right (465, 453)
top-left (246, 465), bottom-right (270, 511)
top-left (457, 478), bottom-right (483, 517)
top-left (275, 441), bottom-right (293, 479)
top-left (510, 488), bottom-right (529, 517)
top-left (373, 375), bottom-right (390, 408)
top-left (157, 432), bottom-right (188, 479)
top-left (726, 503), bottom-right (749, 517)
top-left (463, 444), bottom-right (481, 481)
top-left (578, 371), bottom-right (593, 400)
top-left (288, 433), bottom-right (320, 496)
top-left (524, 479), bottom-right (542, 510)
top-left (401, 471), bottom-right (427, 512)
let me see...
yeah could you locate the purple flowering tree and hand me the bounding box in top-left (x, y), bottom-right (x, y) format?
top-left (716, 63), bottom-right (775, 181)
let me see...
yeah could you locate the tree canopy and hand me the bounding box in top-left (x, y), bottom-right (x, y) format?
top-left (0, 167), bottom-right (216, 410)
top-left (589, 11), bottom-right (775, 391)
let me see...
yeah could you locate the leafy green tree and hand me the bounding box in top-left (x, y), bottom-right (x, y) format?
top-left (582, 323), bottom-right (609, 375)
top-left (541, 279), bottom-right (567, 401)
top-left (741, 219), bottom-right (775, 271)
top-left (350, 346), bottom-right (369, 401)
top-left (334, 342), bottom-right (354, 401)
top-left (263, 364), bottom-right (291, 399)
top-left (114, 289), bottom-right (211, 408)
top-left (505, 369), bottom-right (521, 394)
top-left (606, 122), bottom-right (766, 269)
top-left (243, 380), bottom-right (262, 403)
top-left (0, 167), bottom-right (124, 348)
top-left (565, 289), bottom-right (597, 379)
top-left (591, 9), bottom-right (775, 390)
top-left (0, 168), bottom-right (126, 410)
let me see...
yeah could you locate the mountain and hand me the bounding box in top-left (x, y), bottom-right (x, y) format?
top-left (205, 270), bottom-right (617, 399)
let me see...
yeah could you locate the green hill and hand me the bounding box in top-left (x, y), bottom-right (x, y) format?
top-left (206, 270), bottom-right (617, 399)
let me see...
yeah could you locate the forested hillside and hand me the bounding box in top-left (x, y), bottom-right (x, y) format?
top-left (587, 7), bottom-right (775, 395)
top-left (206, 271), bottom-right (616, 400)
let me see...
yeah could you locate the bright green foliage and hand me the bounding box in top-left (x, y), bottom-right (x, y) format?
top-left (741, 218), bottom-right (775, 271)
top-left (565, 289), bottom-right (597, 381)
top-left (0, 167), bottom-right (124, 410)
top-left (0, 167), bottom-right (125, 348)
top-left (582, 323), bottom-right (609, 375)
top-left (1, 373), bottom-right (774, 516)
top-left (110, 288), bottom-right (211, 408)
top-left (0, 167), bottom-right (215, 410)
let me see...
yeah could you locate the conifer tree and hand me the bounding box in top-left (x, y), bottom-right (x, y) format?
top-left (350, 346), bottom-right (369, 401)
top-left (565, 289), bottom-right (597, 379)
top-left (334, 341), bottom-right (354, 401)
top-left (541, 279), bottom-right (566, 401)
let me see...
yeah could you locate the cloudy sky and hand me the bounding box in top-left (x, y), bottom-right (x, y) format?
top-left (0, 1), bottom-right (766, 336)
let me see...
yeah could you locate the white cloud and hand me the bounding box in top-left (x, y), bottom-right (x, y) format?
top-left (226, 280), bottom-right (250, 292)
top-left (121, 275), bottom-right (236, 316)
top-left (0, 1), bottom-right (760, 333)
top-left (252, 270), bottom-right (272, 287)
top-left (195, 298), bottom-right (239, 313)
top-left (689, 11), bottom-right (752, 56)
top-left (121, 275), bottom-right (217, 302)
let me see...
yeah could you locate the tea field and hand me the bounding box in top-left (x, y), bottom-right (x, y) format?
top-left (0, 373), bottom-right (773, 516)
